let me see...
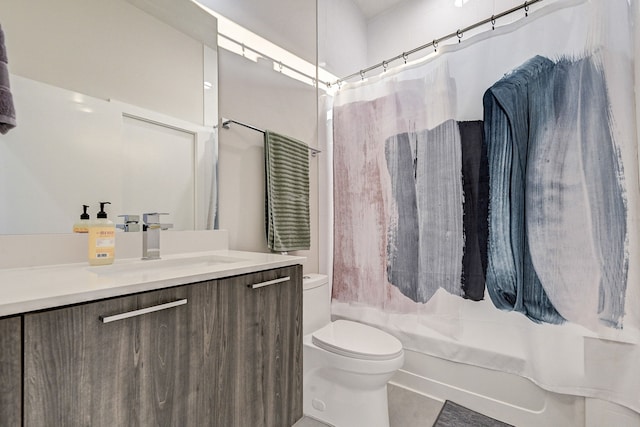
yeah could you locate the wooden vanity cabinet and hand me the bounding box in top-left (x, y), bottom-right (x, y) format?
top-left (21, 265), bottom-right (302, 427)
top-left (23, 284), bottom-right (206, 426)
top-left (215, 266), bottom-right (303, 427)
top-left (0, 316), bottom-right (21, 427)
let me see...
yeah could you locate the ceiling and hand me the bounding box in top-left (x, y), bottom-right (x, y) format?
top-left (352, 0), bottom-right (411, 19)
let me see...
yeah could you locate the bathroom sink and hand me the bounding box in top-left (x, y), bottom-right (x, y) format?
top-left (92, 254), bottom-right (246, 276)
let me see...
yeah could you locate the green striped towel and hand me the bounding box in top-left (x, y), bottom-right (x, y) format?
top-left (265, 130), bottom-right (310, 252)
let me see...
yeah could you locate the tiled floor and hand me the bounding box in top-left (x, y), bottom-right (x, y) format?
top-left (388, 384), bottom-right (444, 426)
top-left (294, 383), bottom-right (444, 427)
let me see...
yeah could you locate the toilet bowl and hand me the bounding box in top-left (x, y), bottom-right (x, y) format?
top-left (302, 274), bottom-right (404, 427)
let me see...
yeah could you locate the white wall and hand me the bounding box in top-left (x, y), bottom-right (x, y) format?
top-left (0, 0), bottom-right (207, 124)
top-left (199, 0), bottom-right (317, 64)
top-left (0, 0), bottom-right (219, 236)
top-left (208, 0), bottom-right (320, 273)
top-left (367, 0), bottom-right (556, 70)
top-left (217, 51), bottom-right (318, 272)
top-left (315, 0), bottom-right (553, 86)
top-left (318, 0), bottom-right (369, 78)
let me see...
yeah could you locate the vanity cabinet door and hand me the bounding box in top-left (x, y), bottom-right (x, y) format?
top-left (23, 281), bottom-right (219, 427)
top-left (24, 293), bottom-right (140, 426)
top-left (138, 281), bottom-right (220, 426)
top-left (0, 316), bottom-right (21, 427)
top-left (215, 265), bottom-right (303, 427)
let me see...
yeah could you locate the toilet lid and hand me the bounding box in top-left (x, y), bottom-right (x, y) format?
top-left (311, 320), bottom-right (404, 361)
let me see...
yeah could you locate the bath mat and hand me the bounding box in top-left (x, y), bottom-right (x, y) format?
top-left (433, 401), bottom-right (513, 427)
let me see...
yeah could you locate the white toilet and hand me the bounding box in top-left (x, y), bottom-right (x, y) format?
top-left (303, 274), bottom-right (405, 427)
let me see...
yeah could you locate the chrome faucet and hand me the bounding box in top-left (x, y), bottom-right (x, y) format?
top-left (142, 213), bottom-right (173, 260)
top-left (116, 214), bottom-right (141, 232)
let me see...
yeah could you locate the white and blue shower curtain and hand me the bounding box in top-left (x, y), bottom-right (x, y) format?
top-left (329, 0), bottom-right (640, 412)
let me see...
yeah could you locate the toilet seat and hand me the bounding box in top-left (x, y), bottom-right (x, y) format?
top-left (311, 320), bottom-right (404, 361)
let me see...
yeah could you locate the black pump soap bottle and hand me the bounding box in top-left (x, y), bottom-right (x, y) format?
top-left (73, 205), bottom-right (90, 233)
top-left (88, 202), bottom-right (115, 265)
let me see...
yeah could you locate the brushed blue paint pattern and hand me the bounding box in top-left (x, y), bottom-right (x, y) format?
top-left (484, 54), bottom-right (628, 328)
top-left (483, 56), bottom-right (565, 324)
top-left (385, 119), bottom-right (464, 303)
top-left (526, 56), bottom-right (628, 328)
top-left (385, 132), bottom-right (420, 302)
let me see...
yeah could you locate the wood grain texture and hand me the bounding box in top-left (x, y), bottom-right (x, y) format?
top-left (184, 280), bottom-right (220, 426)
top-left (136, 286), bottom-right (189, 426)
top-left (24, 288), bottom-right (195, 426)
top-left (24, 293), bottom-right (139, 426)
top-left (22, 267), bottom-right (302, 427)
top-left (215, 265), bottom-right (303, 427)
top-left (0, 316), bottom-right (21, 427)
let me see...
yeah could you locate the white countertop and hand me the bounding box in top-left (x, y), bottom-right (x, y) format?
top-left (0, 250), bottom-right (305, 317)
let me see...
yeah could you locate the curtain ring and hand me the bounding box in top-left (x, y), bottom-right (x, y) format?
top-left (402, 52), bottom-right (408, 64)
top-left (382, 60), bottom-right (388, 72)
top-left (278, 61), bottom-right (283, 72)
top-left (456, 29), bottom-right (463, 43)
top-left (524, 1), bottom-right (529, 17)
top-left (360, 70), bottom-right (365, 80)
top-left (491, 15), bottom-right (496, 30)
top-left (326, 81), bottom-right (332, 89)
top-left (433, 40), bottom-right (438, 52)
top-left (337, 80), bottom-right (342, 89)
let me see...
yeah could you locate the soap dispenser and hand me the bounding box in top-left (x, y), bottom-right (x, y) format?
top-left (88, 201), bottom-right (115, 266)
top-left (73, 205), bottom-right (91, 233)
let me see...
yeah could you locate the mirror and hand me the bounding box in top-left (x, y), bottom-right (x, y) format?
top-left (0, 0), bottom-right (218, 234)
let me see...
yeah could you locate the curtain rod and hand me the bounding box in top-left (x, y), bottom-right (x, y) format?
top-left (328, 0), bottom-right (543, 88)
top-left (221, 118), bottom-right (322, 157)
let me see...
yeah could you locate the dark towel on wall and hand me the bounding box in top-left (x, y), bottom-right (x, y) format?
top-left (264, 130), bottom-right (310, 252)
top-left (0, 24), bottom-right (16, 135)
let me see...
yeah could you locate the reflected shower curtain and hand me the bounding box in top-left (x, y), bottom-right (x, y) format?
top-left (330, 0), bottom-right (640, 412)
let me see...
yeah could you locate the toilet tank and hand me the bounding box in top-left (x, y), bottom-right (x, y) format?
top-left (303, 274), bottom-right (331, 335)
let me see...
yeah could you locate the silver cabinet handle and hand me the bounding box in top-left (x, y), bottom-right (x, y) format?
top-left (100, 299), bottom-right (187, 323)
top-left (249, 276), bottom-right (290, 289)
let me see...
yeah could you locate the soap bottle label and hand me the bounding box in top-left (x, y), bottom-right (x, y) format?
top-left (89, 227), bottom-right (115, 263)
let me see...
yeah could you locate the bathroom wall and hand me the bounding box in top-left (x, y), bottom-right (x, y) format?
top-left (205, 0), bottom-right (320, 272)
top-left (318, 0), bottom-right (368, 78)
top-left (366, 0), bottom-right (556, 66)
top-left (0, 0), bottom-right (217, 235)
top-left (0, 0), bottom-right (207, 124)
top-left (199, 0), bottom-right (317, 65)
top-left (217, 51), bottom-right (318, 271)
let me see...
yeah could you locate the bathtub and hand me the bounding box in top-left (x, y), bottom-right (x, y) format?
top-left (390, 350), bottom-right (640, 427)
top-left (332, 292), bottom-right (640, 427)
top-left (391, 349), bottom-right (584, 426)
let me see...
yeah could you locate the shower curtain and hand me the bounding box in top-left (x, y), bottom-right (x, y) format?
top-left (329, 0), bottom-right (640, 413)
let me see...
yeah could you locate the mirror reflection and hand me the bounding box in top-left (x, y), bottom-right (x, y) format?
top-left (0, 0), bottom-right (218, 234)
